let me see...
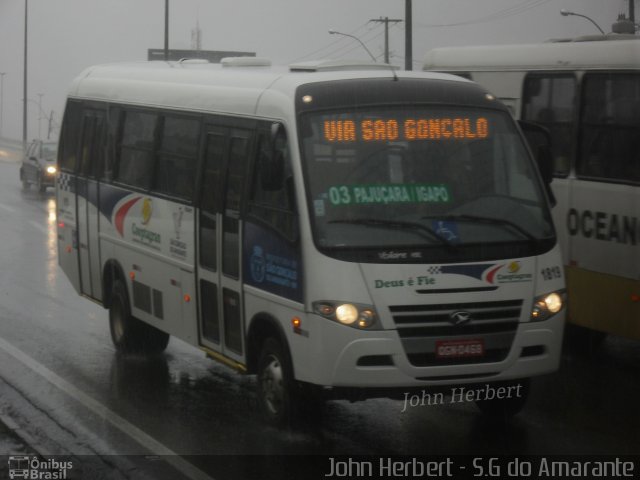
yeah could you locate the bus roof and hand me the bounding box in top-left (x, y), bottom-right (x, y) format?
top-left (423, 37), bottom-right (640, 72)
top-left (68, 59), bottom-right (471, 118)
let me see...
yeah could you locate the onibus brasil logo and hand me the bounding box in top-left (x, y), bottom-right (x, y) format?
top-left (8, 456), bottom-right (73, 479)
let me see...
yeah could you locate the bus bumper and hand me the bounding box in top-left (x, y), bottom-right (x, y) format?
top-left (306, 311), bottom-right (564, 389)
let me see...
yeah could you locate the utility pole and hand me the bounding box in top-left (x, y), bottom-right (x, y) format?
top-left (23, 0), bottom-right (28, 147)
top-left (369, 17), bottom-right (402, 63)
top-left (164, 0), bottom-right (169, 60)
top-left (37, 93), bottom-right (43, 140)
top-left (405, 0), bottom-right (413, 70)
top-left (191, 19), bottom-right (202, 51)
top-left (47, 110), bottom-right (54, 140)
top-left (0, 73), bottom-right (6, 139)
top-left (630, 0), bottom-right (635, 23)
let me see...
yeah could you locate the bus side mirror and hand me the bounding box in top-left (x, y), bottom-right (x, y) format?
top-left (518, 120), bottom-right (556, 206)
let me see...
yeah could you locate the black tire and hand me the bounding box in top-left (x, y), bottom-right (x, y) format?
top-left (474, 379), bottom-right (530, 419)
top-left (20, 169), bottom-right (29, 190)
top-left (257, 337), bottom-right (299, 427)
top-left (37, 174), bottom-right (46, 193)
top-left (109, 280), bottom-right (169, 355)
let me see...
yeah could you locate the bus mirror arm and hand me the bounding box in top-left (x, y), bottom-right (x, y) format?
top-left (260, 123), bottom-right (287, 191)
top-left (270, 122), bottom-right (283, 140)
top-left (538, 145), bottom-right (553, 180)
top-left (535, 144), bottom-right (556, 207)
top-left (546, 184), bottom-right (557, 207)
top-left (539, 155), bottom-right (557, 206)
top-left (261, 151), bottom-right (285, 191)
top-left (518, 120), bottom-right (556, 206)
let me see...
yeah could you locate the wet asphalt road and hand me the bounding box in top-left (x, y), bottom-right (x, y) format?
top-left (0, 145), bottom-right (638, 479)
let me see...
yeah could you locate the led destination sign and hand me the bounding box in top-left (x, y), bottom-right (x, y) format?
top-left (324, 117), bottom-right (489, 142)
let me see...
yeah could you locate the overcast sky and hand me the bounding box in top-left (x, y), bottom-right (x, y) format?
top-left (0, 0), bottom-right (632, 140)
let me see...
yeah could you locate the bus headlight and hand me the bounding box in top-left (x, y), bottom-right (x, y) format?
top-left (46, 165), bottom-right (57, 175)
top-left (530, 290), bottom-right (565, 322)
top-left (313, 301), bottom-right (380, 329)
top-left (336, 304), bottom-right (358, 324)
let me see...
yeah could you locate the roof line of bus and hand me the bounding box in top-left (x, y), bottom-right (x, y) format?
top-left (422, 38), bottom-right (640, 72)
top-left (67, 59), bottom-right (467, 117)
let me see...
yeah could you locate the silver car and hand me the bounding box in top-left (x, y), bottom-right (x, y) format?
top-left (20, 139), bottom-right (58, 192)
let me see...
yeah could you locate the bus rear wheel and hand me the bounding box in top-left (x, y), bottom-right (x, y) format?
top-left (109, 280), bottom-right (169, 355)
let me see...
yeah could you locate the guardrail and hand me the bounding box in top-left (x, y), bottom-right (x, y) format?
top-left (0, 138), bottom-right (24, 162)
top-left (0, 137), bottom-right (24, 150)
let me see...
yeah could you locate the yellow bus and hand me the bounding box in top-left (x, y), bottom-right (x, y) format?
top-left (424, 36), bottom-right (640, 342)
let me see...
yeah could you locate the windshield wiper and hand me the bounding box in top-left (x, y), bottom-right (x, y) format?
top-left (423, 214), bottom-right (536, 241)
top-left (328, 218), bottom-right (456, 248)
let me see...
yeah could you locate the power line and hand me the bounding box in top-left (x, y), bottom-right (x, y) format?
top-left (415, 0), bottom-right (554, 28)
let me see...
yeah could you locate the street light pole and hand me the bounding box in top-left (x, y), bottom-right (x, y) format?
top-left (405, 0), bottom-right (413, 71)
top-left (0, 73), bottom-right (6, 139)
top-left (23, 0), bottom-right (28, 148)
top-left (560, 9), bottom-right (606, 34)
top-left (328, 30), bottom-right (377, 62)
top-left (164, 0), bottom-right (169, 60)
top-left (37, 93), bottom-right (43, 140)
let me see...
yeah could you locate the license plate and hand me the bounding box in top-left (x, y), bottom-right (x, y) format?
top-left (435, 339), bottom-right (484, 358)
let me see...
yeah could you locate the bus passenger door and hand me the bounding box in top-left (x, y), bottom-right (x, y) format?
top-left (197, 126), bottom-right (252, 362)
top-left (77, 110), bottom-right (106, 300)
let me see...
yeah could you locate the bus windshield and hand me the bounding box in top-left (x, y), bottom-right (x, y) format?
top-left (300, 106), bottom-right (554, 259)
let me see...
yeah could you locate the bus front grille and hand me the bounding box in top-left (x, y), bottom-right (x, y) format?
top-left (389, 300), bottom-right (523, 367)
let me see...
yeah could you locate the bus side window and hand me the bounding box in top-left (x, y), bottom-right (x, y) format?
top-left (78, 110), bottom-right (107, 179)
top-left (578, 73), bottom-right (640, 183)
top-left (103, 107), bottom-right (122, 182)
top-left (222, 132), bottom-right (251, 279)
top-left (248, 126), bottom-right (298, 241)
top-left (522, 74), bottom-right (576, 176)
top-left (155, 115), bottom-right (200, 202)
top-left (115, 111), bottom-right (158, 190)
top-left (199, 132), bottom-right (226, 271)
top-left (58, 100), bottom-right (83, 173)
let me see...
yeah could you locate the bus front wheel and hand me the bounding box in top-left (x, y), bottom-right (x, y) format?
top-left (109, 280), bottom-right (169, 355)
top-left (257, 337), bottom-right (298, 427)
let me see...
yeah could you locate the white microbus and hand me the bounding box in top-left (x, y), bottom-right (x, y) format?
top-left (56, 58), bottom-right (565, 426)
top-left (424, 36), bottom-right (640, 343)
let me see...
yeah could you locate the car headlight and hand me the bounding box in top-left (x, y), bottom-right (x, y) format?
top-left (46, 166), bottom-right (57, 175)
top-left (530, 290), bottom-right (566, 322)
top-left (313, 301), bottom-right (380, 329)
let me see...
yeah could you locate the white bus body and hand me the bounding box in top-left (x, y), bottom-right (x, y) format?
top-left (57, 59), bottom-right (565, 425)
top-left (424, 37), bottom-right (640, 341)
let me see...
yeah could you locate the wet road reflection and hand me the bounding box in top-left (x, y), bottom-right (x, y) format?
top-left (96, 329), bottom-right (640, 458)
